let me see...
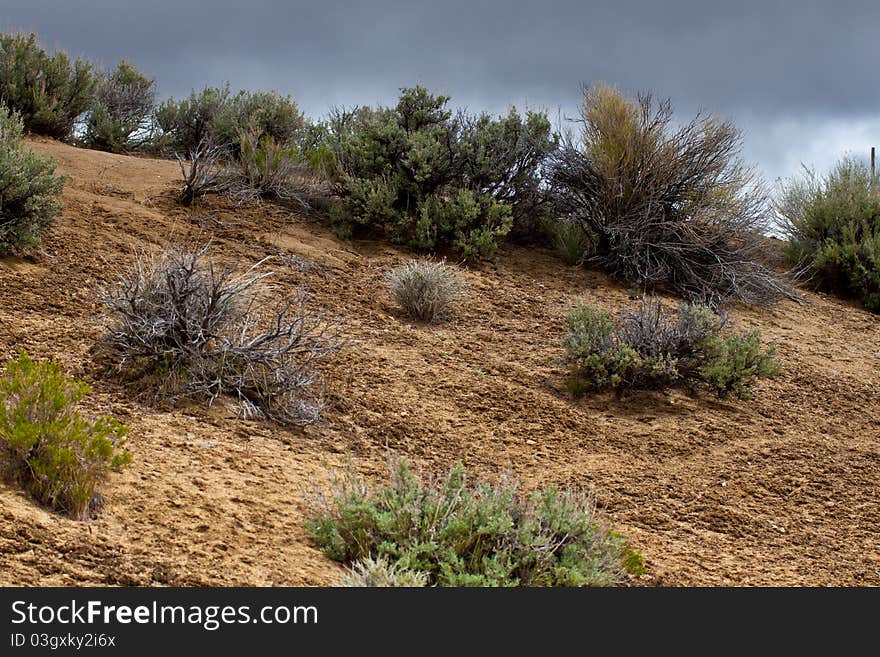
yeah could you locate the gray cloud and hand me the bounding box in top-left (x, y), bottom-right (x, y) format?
top-left (3, 0), bottom-right (879, 180)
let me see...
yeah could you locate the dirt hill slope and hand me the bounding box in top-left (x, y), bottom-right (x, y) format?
top-left (1, 138), bottom-right (878, 586)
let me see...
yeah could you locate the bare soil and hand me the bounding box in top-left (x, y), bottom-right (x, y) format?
top-left (1, 138), bottom-right (878, 586)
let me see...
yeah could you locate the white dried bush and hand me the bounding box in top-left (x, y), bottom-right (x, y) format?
top-left (338, 557), bottom-right (429, 587)
top-left (101, 244), bottom-right (342, 425)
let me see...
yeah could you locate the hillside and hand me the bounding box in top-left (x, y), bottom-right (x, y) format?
top-left (1, 138), bottom-right (878, 586)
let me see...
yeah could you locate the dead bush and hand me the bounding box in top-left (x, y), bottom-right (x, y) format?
top-left (101, 244), bottom-right (342, 425)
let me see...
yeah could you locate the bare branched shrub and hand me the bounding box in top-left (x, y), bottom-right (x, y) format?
top-left (101, 244), bottom-right (342, 425)
top-left (177, 137), bottom-right (231, 206)
top-left (549, 84), bottom-right (794, 307)
top-left (386, 259), bottom-right (463, 322)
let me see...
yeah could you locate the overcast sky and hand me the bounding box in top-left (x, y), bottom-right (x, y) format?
top-left (3, 0), bottom-right (879, 182)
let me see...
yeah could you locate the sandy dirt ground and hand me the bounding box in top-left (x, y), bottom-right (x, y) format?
top-left (1, 138), bottom-right (878, 586)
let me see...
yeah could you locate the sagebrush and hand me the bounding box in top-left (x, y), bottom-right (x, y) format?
top-left (317, 86), bottom-right (557, 259)
top-left (386, 259), bottom-right (462, 322)
top-left (83, 60), bottom-right (156, 153)
top-left (101, 245), bottom-right (342, 425)
top-left (563, 297), bottom-right (780, 398)
top-left (339, 557), bottom-right (430, 587)
top-left (306, 458), bottom-right (641, 587)
top-left (0, 104), bottom-right (66, 253)
top-left (0, 32), bottom-right (95, 139)
top-left (0, 351), bottom-right (131, 519)
top-left (548, 84), bottom-right (792, 307)
top-left (777, 157), bottom-right (880, 312)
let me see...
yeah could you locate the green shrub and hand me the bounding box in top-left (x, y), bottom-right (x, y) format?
top-left (0, 105), bottom-right (67, 253)
top-left (306, 459), bottom-right (637, 587)
top-left (320, 86), bottom-right (556, 259)
top-left (777, 157), bottom-right (880, 312)
top-left (386, 259), bottom-right (463, 322)
top-left (0, 352), bottom-right (130, 519)
top-left (0, 32), bottom-right (95, 139)
top-left (226, 127), bottom-right (307, 205)
top-left (699, 331), bottom-right (781, 399)
top-left (154, 85), bottom-right (238, 154)
top-left (339, 557), bottom-right (429, 587)
top-left (563, 297), bottom-right (779, 399)
top-left (155, 86), bottom-right (306, 157)
top-left (232, 91), bottom-right (306, 150)
top-left (83, 60), bottom-right (156, 153)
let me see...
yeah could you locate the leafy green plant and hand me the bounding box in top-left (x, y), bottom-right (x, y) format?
top-left (0, 352), bottom-right (130, 519)
top-left (0, 32), bottom-right (95, 139)
top-left (83, 60), bottom-right (156, 153)
top-left (306, 459), bottom-right (637, 587)
top-left (546, 217), bottom-right (592, 265)
top-left (563, 297), bottom-right (780, 399)
top-left (228, 127), bottom-right (307, 205)
top-left (699, 331), bottom-right (781, 399)
top-left (154, 85), bottom-right (238, 154)
top-left (386, 259), bottom-right (463, 322)
top-left (0, 104), bottom-right (67, 253)
top-left (777, 157), bottom-right (880, 312)
top-left (320, 86), bottom-right (556, 259)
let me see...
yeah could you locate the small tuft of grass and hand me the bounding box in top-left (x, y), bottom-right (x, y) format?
top-left (386, 259), bottom-right (463, 323)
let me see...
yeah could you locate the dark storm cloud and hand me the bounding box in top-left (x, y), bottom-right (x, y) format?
top-left (3, 1), bottom-right (879, 178)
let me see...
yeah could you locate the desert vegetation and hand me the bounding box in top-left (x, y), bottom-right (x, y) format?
top-left (0, 104), bottom-right (66, 253)
top-left (0, 352), bottom-right (131, 520)
top-left (4, 29), bottom-right (880, 588)
top-left (314, 86), bottom-right (556, 258)
top-left (548, 84), bottom-right (792, 307)
top-left (386, 259), bottom-right (463, 322)
top-left (100, 244), bottom-right (342, 425)
top-left (306, 458), bottom-right (642, 587)
top-left (0, 32), bottom-right (95, 140)
top-left (563, 297), bottom-right (780, 398)
top-left (82, 60), bottom-right (156, 153)
top-left (777, 157), bottom-right (880, 313)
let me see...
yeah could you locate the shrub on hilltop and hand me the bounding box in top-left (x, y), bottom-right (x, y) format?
top-left (83, 60), bottom-right (156, 153)
top-left (548, 84), bottom-right (791, 307)
top-left (0, 104), bottom-right (66, 253)
top-left (777, 156), bottom-right (880, 313)
top-left (0, 32), bottom-right (95, 139)
top-left (315, 86), bottom-right (557, 259)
